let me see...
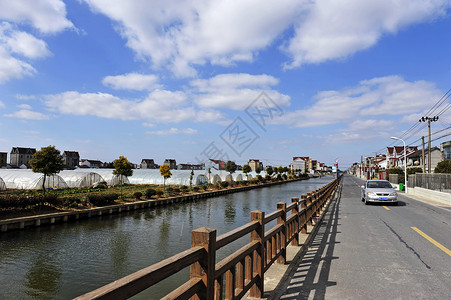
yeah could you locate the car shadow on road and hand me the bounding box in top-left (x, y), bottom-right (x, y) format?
top-left (365, 201), bottom-right (406, 207)
top-left (273, 188), bottom-right (342, 299)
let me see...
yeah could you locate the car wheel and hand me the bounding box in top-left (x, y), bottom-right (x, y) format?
top-left (364, 198), bottom-right (369, 205)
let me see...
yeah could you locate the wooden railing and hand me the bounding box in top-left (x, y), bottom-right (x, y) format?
top-left (75, 176), bottom-right (341, 300)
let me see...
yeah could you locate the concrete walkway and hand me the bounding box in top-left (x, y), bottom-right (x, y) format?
top-left (254, 174), bottom-right (451, 299)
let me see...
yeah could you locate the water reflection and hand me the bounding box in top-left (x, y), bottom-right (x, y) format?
top-left (224, 198), bottom-right (236, 224)
top-left (110, 232), bottom-right (131, 276)
top-left (25, 252), bottom-right (61, 299)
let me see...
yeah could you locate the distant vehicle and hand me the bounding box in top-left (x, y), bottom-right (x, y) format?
top-left (361, 180), bottom-right (398, 205)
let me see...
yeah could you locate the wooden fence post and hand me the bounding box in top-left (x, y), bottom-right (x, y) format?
top-left (291, 197), bottom-right (300, 246)
top-left (250, 210), bottom-right (265, 298)
top-left (190, 227), bottom-right (216, 300)
top-left (300, 195), bottom-right (307, 234)
top-left (306, 193), bottom-right (312, 226)
top-left (277, 202), bottom-right (286, 264)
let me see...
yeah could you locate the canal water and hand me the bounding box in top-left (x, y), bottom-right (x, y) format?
top-left (0, 176), bottom-right (333, 299)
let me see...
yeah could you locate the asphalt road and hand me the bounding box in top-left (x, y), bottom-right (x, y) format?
top-left (275, 174), bottom-right (451, 299)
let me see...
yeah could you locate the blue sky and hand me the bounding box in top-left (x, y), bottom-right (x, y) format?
top-left (1, 0), bottom-right (451, 169)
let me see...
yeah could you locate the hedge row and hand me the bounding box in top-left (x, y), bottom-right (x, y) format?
top-left (0, 194), bottom-right (59, 210)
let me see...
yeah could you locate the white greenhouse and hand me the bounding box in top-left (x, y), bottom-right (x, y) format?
top-left (0, 177), bottom-right (6, 190)
top-left (76, 169), bottom-right (130, 185)
top-left (129, 170), bottom-right (208, 186)
top-left (0, 170), bottom-right (68, 190)
top-left (59, 171), bottom-right (105, 188)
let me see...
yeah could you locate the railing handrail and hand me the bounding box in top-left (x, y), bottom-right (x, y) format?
top-left (75, 176), bottom-right (342, 299)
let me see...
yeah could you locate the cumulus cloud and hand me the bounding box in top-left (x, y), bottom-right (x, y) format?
top-left (284, 0), bottom-right (450, 68)
top-left (4, 109), bottom-right (49, 120)
top-left (44, 88), bottom-right (230, 125)
top-left (82, 0), bottom-right (450, 76)
top-left (192, 73), bottom-right (290, 110)
top-left (146, 127), bottom-right (198, 135)
top-left (0, 0), bottom-right (73, 83)
top-left (0, 0), bottom-right (74, 34)
top-left (102, 73), bottom-right (161, 91)
top-left (276, 75), bottom-right (442, 128)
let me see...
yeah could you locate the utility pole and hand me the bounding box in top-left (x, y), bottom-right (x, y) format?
top-left (419, 116), bottom-right (438, 173)
top-left (421, 136), bottom-right (425, 173)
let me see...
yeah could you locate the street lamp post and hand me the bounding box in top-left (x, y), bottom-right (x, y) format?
top-left (391, 136), bottom-right (407, 193)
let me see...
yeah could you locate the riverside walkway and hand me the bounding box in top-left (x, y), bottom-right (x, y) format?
top-left (265, 174), bottom-right (451, 299)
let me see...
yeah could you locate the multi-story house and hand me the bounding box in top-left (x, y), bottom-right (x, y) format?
top-left (248, 159), bottom-right (263, 172)
top-left (79, 159), bottom-right (102, 168)
top-left (291, 157), bottom-right (308, 173)
top-left (10, 147), bottom-right (36, 167)
top-left (163, 159), bottom-right (177, 169)
top-left (141, 159), bottom-right (156, 169)
top-left (0, 152), bottom-right (7, 167)
top-left (63, 151), bottom-right (80, 169)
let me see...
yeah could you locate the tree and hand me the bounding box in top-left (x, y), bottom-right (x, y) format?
top-left (225, 160), bottom-right (237, 175)
top-left (113, 156), bottom-right (133, 200)
top-left (30, 145), bottom-right (65, 195)
top-left (434, 160), bottom-right (451, 173)
top-left (266, 166), bottom-right (274, 176)
top-left (255, 167), bottom-right (261, 174)
top-left (160, 164), bottom-right (172, 194)
top-left (278, 166), bottom-right (284, 174)
top-left (189, 169), bottom-right (194, 189)
top-left (242, 164), bottom-right (251, 179)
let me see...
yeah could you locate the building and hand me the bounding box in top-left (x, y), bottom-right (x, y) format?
top-left (248, 159), bottom-right (263, 172)
top-left (205, 159), bottom-right (225, 170)
top-left (291, 157), bottom-right (308, 173)
top-left (164, 159), bottom-right (177, 169)
top-left (63, 151), bottom-right (80, 169)
top-left (79, 159), bottom-right (103, 168)
top-left (441, 141), bottom-right (451, 160)
top-left (141, 159), bottom-right (157, 169)
top-left (177, 163), bottom-right (203, 170)
top-left (10, 147), bottom-right (36, 168)
top-left (386, 146), bottom-right (418, 168)
top-left (0, 152), bottom-right (7, 167)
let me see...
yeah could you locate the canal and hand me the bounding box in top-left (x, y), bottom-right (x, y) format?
top-left (0, 176), bottom-right (333, 299)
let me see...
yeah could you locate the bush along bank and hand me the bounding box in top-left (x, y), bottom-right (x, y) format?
top-left (0, 175), bottom-right (315, 233)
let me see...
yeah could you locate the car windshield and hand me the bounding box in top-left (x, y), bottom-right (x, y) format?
top-left (367, 181), bottom-right (392, 189)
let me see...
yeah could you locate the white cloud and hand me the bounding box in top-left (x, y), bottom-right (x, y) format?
top-left (82, 0), bottom-right (306, 76)
top-left (45, 90), bottom-right (195, 122)
top-left (0, 100), bottom-right (4, 108)
top-left (102, 73), bottom-right (161, 91)
top-left (146, 127), bottom-right (198, 135)
top-left (0, 46), bottom-right (36, 82)
top-left (0, 0), bottom-right (73, 83)
top-left (276, 75), bottom-right (442, 128)
top-left (82, 0), bottom-right (450, 75)
top-left (17, 104), bottom-right (32, 109)
top-left (142, 122), bottom-right (155, 128)
top-left (4, 109), bottom-right (49, 120)
top-left (15, 94), bottom-right (36, 100)
top-left (284, 0), bottom-right (450, 68)
top-left (0, 0), bottom-right (74, 34)
top-left (192, 73), bottom-right (290, 110)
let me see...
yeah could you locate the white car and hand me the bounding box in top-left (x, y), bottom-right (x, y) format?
top-left (361, 180), bottom-right (398, 205)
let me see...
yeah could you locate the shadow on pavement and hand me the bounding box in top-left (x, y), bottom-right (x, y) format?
top-left (274, 184), bottom-right (342, 299)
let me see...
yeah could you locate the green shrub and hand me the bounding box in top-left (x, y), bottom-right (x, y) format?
top-left (134, 191), bottom-right (143, 200)
top-left (180, 186), bottom-right (189, 192)
top-left (156, 190), bottom-right (164, 197)
top-left (166, 187), bottom-right (174, 194)
top-left (202, 185), bottom-right (208, 191)
top-left (220, 181), bottom-right (229, 188)
top-left (192, 186), bottom-right (200, 192)
top-left (0, 194), bottom-right (59, 210)
top-left (86, 193), bottom-right (119, 206)
top-left (173, 188), bottom-right (180, 194)
top-left (435, 160), bottom-right (451, 173)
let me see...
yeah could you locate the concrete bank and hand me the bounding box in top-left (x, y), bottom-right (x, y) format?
top-left (0, 178), bottom-right (309, 233)
top-left (244, 178), bottom-right (343, 299)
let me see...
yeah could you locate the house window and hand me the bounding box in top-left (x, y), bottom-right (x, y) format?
top-left (444, 146), bottom-right (451, 160)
